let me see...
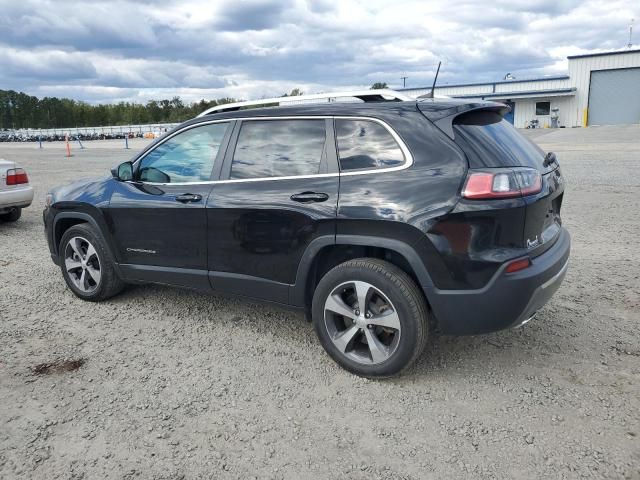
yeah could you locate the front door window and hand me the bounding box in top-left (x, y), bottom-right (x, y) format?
top-left (138, 122), bottom-right (230, 183)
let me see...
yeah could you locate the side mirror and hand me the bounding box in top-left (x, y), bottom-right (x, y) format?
top-left (112, 162), bottom-right (133, 181)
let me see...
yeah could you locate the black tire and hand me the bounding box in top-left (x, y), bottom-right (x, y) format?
top-left (59, 223), bottom-right (125, 301)
top-left (0, 208), bottom-right (21, 222)
top-left (312, 258), bottom-right (429, 378)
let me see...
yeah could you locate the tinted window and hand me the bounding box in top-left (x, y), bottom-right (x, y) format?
top-left (536, 102), bottom-right (551, 115)
top-left (453, 111), bottom-right (546, 170)
top-left (138, 123), bottom-right (229, 183)
top-left (230, 120), bottom-right (326, 179)
top-left (335, 119), bottom-right (405, 171)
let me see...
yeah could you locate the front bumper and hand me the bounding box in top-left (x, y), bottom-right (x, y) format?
top-left (426, 227), bottom-right (571, 335)
top-left (0, 185), bottom-right (34, 212)
top-left (43, 207), bottom-right (57, 262)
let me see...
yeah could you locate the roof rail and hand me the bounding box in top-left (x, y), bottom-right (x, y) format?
top-left (196, 89), bottom-right (414, 117)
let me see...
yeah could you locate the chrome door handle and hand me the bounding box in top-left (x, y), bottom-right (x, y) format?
top-left (290, 192), bottom-right (329, 203)
top-left (175, 193), bottom-right (202, 203)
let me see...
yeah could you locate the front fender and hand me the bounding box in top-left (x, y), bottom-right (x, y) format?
top-left (50, 207), bottom-right (118, 262)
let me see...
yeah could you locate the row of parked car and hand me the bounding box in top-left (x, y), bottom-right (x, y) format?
top-left (0, 131), bottom-right (162, 142)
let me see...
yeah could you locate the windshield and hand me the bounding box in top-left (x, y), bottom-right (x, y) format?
top-left (453, 110), bottom-right (549, 171)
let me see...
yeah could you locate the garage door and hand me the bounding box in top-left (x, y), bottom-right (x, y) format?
top-left (588, 68), bottom-right (640, 126)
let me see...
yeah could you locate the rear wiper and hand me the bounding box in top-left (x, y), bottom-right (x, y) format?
top-left (543, 152), bottom-right (557, 168)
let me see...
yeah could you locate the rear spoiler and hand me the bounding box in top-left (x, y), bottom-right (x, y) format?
top-left (417, 100), bottom-right (510, 139)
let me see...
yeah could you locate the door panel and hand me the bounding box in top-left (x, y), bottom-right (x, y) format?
top-left (106, 121), bottom-right (232, 288)
top-left (206, 117), bottom-right (339, 302)
top-left (107, 181), bottom-right (213, 270)
top-left (206, 177), bottom-right (338, 285)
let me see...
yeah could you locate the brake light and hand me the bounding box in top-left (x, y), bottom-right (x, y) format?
top-left (463, 168), bottom-right (541, 200)
top-left (6, 168), bottom-right (29, 185)
top-left (505, 257), bottom-right (531, 273)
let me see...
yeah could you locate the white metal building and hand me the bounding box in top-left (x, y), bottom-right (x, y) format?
top-left (400, 49), bottom-right (640, 128)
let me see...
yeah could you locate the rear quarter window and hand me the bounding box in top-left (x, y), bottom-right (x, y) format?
top-left (453, 111), bottom-right (545, 170)
top-left (335, 119), bottom-right (405, 171)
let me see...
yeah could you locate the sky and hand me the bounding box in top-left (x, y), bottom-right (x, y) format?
top-left (0, 0), bottom-right (637, 104)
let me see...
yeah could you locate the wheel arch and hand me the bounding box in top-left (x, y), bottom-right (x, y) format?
top-left (52, 209), bottom-right (115, 259)
top-left (290, 235), bottom-right (435, 312)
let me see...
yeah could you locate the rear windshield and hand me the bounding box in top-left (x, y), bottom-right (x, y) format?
top-left (453, 110), bottom-right (546, 170)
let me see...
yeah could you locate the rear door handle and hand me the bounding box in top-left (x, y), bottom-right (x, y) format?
top-left (290, 192), bottom-right (330, 203)
top-left (175, 193), bottom-right (202, 203)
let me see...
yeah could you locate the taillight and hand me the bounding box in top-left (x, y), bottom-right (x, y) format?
top-left (505, 257), bottom-right (531, 273)
top-left (462, 168), bottom-right (541, 200)
top-left (6, 168), bottom-right (29, 186)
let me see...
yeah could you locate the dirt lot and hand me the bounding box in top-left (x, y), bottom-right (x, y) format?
top-left (1, 126), bottom-right (639, 479)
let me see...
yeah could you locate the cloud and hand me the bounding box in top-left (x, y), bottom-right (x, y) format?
top-left (0, 0), bottom-right (159, 50)
top-left (0, 48), bottom-right (97, 81)
top-left (0, 0), bottom-right (637, 103)
top-left (213, 0), bottom-right (294, 32)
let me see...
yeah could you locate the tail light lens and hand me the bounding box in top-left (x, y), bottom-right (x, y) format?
top-left (505, 257), bottom-right (531, 273)
top-left (462, 168), bottom-right (542, 200)
top-left (6, 168), bottom-right (29, 186)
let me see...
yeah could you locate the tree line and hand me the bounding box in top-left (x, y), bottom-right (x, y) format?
top-left (0, 84), bottom-right (387, 130)
top-left (0, 90), bottom-right (239, 130)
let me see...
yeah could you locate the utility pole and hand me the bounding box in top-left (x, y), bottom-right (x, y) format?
top-left (400, 76), bottom-right (408, 88)
top-left (629, 18), bottom-right (634, 48)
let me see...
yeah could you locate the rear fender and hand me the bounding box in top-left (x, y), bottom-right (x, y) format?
top-left (289, 234), bottom-right (435, 307)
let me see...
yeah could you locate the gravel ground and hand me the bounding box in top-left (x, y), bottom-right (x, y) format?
top-left (1, 126), bottom-right (639, 479)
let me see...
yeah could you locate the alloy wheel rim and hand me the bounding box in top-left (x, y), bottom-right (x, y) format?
top-left (323, 281), bottom-right (401, 365)
top-left (64, 236), bottom-right (101, 293)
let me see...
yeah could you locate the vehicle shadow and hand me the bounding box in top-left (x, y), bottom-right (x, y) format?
top-left (405, 303), bottom-right (581, 380)
top-left (108, 283), bottom-right (578, 381)
top-left (109, 282), bottom-right (316, 341)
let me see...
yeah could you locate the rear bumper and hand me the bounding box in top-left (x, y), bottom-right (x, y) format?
top-left (0, 185), bottom-right (33, 212)
top-left (426, 227), bottom-right (570, 335)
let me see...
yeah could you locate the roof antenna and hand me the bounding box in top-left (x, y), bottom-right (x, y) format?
top-left (423, 61), bottom-right (441, 99)
top-left (629, 18), bottom-right (634, 48)
top-left (418, 62), bottom-right (442, 99)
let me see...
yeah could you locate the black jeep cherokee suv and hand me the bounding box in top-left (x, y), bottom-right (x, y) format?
top-left (44, 96), bottom-right (570, 377)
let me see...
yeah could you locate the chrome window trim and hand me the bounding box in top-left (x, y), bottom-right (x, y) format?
top-left (333, 117), bottom-right (411, 177)
top-left (133, 116), bottom-right (413, 186)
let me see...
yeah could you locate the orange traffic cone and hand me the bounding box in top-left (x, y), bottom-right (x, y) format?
top-left (65, 134), bottom-right (72, 157)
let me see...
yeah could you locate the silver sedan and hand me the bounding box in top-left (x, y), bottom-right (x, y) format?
top-left (0, 159), bottom-right (34, 222)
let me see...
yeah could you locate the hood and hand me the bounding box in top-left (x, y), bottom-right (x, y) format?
top-left (49, 175), bottom-right (112, 206)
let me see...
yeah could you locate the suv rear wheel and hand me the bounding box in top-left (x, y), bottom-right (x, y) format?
top-left (312, 258), bottom-right (429, 378)
top-left (59, 223), bottom-right (125, 301)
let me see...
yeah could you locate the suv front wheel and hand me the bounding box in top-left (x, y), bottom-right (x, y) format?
top-left (312, 258), bottom-right (429, 378)
top-left (59, 223), bottom-right (125, 301)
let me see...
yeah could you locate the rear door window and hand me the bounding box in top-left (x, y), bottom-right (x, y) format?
top-left (453, 110), bottom-right (548, 171)
top-left (335, 119), bottom-right (405, 171)
top-left (230, 120), bottom-right (326, 179)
